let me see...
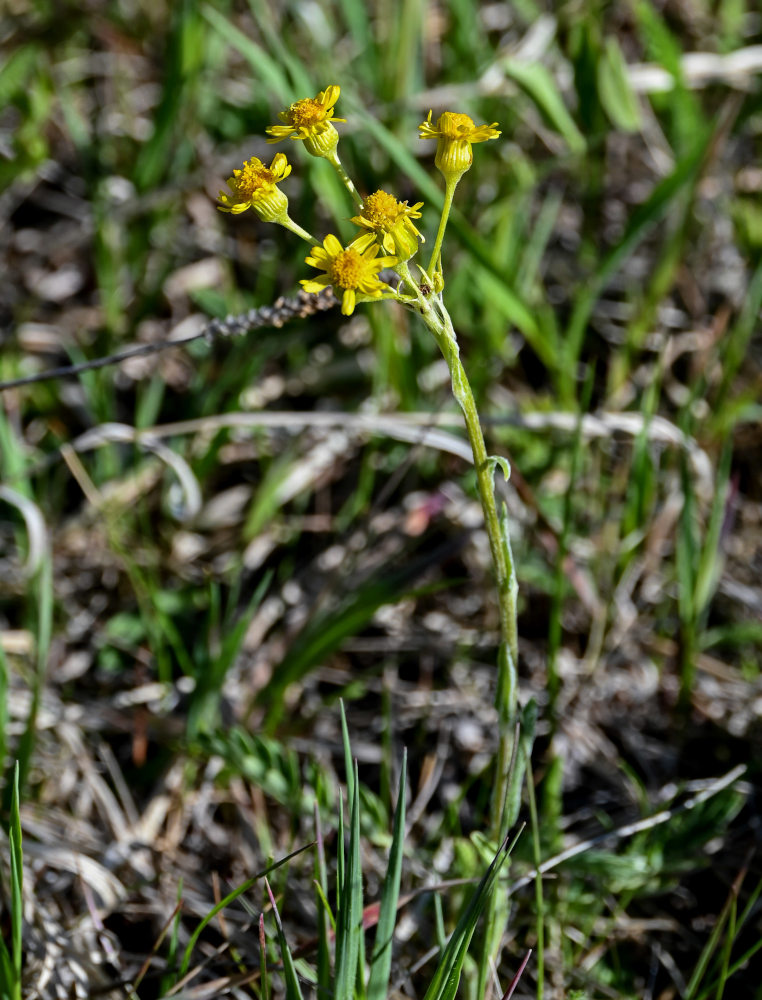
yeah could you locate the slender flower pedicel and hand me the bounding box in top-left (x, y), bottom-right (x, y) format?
top-left (266, 85), bottom-right (362, 209)
top-left (301, 232), bottom-right (397, 316)
top-left (419, 110), bottom-right (501, 276)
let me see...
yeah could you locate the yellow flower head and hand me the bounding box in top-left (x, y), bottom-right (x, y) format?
top-left (301, 232), bottom-right (397, 316)
top-left (218, 153), bottom-right (292, 221)
top-left (351, 189), bottom-right (425, 260)
top-left (266, 85), bottom-right (346, 159)
top-left (418, 111), bottom-right (500, 183)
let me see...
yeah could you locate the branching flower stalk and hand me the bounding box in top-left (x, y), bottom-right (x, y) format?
top-left (220, 89), bottom-right (523, 984)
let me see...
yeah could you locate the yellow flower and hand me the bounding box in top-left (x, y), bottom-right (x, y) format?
top-left (418, 111), bottom-right (500, 183)
top-left (351, 189), bottom-right (424, 260)
top-left (266, 85), bottom-right (346, 158)
top-left (217, 153), bottom-right (292, 220)
top-left (301, 232), bottom-right (397, 316)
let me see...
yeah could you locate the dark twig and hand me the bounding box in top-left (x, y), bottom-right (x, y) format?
top-left (0, 289), bottom-right (338, 393)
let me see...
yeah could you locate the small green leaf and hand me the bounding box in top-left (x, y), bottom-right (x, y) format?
top-left (598, 37), bottom-right (642, 132)
top-left (486, 454), bottom-right (511, 483)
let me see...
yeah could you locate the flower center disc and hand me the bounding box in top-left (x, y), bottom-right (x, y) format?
top-left (330, 249), bottom-right (364, 289)
top-left (362, 190), bottom-right (400, 228)
top-left (288, 98), bottom-right (325, 128)
top-left (237, 163), bottom-right (274, 197)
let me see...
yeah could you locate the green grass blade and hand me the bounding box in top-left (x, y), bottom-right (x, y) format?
top-left (367, 750), bottom-right (407, 1000)
top-left (259, 913), bottom-right (270, 1000)
top-left (246, 0), bottom-right (314, 95)
top-left (500, 59), bottom-right (586, 155)
top-left (334, 760), bottom-right (362, 1000)
top-left (694, 437), bottom-right (733, 617)
top-left (598, 36), bottom-right (642, 132)
top-left (257, 553), bottom-right (455, 730)
top-left (337, 787), bottom-right (345, 916)
top-left (340, 700), bottom-right (355, 807)
top-left (0, 645), bottom-right (7, 804)
top-left (421, 827), bottom-right (522, 1000)
top-left (684, 868), bottom-right (745, 999)
top-left (201, 3), bottom-right (291, 102)
top-left (8, 762), bottom-right (22, 1000)
top-left (134, 0), bottom-right (205, 191)
top-left (314, 805), bottom-right (332, 1000)
top-left (563, 128), bottom-right (710, 400)
top-left (265, 878), bottom-right (306, 1000)
top-left (178, 841), bottom-right (313, 978)
top-left (5, 550), bottom-right (52, 811)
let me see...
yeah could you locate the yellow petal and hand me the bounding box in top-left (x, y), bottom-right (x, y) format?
top-left (305, 253), bottom-right (330, 268)
top-left (322, 234), bottom-right (343, 256)
top-left (341, 288), bottom-right (356, 315)
top-left (301, 275), bottom-right (332, 292)
top-left (319, 85), bottom-right (341, 109)
top-left (348, 231), bottom-right (376, 253)
top-left (270, 153), bottom-right (291, 178)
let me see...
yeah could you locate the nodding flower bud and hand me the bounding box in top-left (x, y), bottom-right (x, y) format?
top-left (419, 111), bottom-right (500, 186)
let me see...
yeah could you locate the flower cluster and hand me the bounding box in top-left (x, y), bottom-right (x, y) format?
top-left (217, 85), bottom-right (500, 314)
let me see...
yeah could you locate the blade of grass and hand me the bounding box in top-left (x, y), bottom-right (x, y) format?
top-left (525, 761), bottom-right (545, 999)
top-left (265, 879), bottom-right (306, 1000)
top-left (4, 549), bottom-right (52, 811)
top-left (563, 127), bottom-right (710, 402)
top-left (422, 827), bottom-right (523, 1000)
top-left (177, 841), bottom-right (313, 979)
top-left (499, 58), bottom-right (586, 155)
top-left (314, 804), bottom-right (332, 1000)
top-left (201, 3), bottom-right (291, 102)
top-left (340, 700), bottom-right (355, 807)
top-left (684, 864), bottom-right (748, 999)
top-left (247, 0), bottom-right (314, 95)
top-left (259, 913), bottom-right (270, 1000)
top-left (8, 763), bottom-right (23, 1000)
top-left (367, 749), bottom-right (407, 1000)
top-left (334, 760), bottom-right (362, 1000)
top-left (134, 0), bottom-right (205, 191)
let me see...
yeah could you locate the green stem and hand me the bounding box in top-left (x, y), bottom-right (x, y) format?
top-left (395, 260), bottom-right (523, 999)
top-left (395, 261), bottom-right (519, 758)
top-left (325, 150), bottom-right (364, 210)
top-left (280, 216), bottom-right (318, 245)
top-left (427, 177), bottom-right (458, 277)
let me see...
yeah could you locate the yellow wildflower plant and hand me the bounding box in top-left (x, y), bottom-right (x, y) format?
top-left (218, 94), bottom-right (519, 918)
top-left (419, 111), bottom-right (500, 184)
top-left (300, 232), bottom-right (397, 316)
top-left (266, 85), bottom-right (346, 159)
top-left (351, 189), bottom-right (424, 261)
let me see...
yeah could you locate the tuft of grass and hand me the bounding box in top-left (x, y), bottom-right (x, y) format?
top-left (0, 764), bottom-right (23, 1000)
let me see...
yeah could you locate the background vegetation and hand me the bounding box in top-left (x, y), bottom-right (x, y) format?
top-left (1, 0), bottom-right (761, 997)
